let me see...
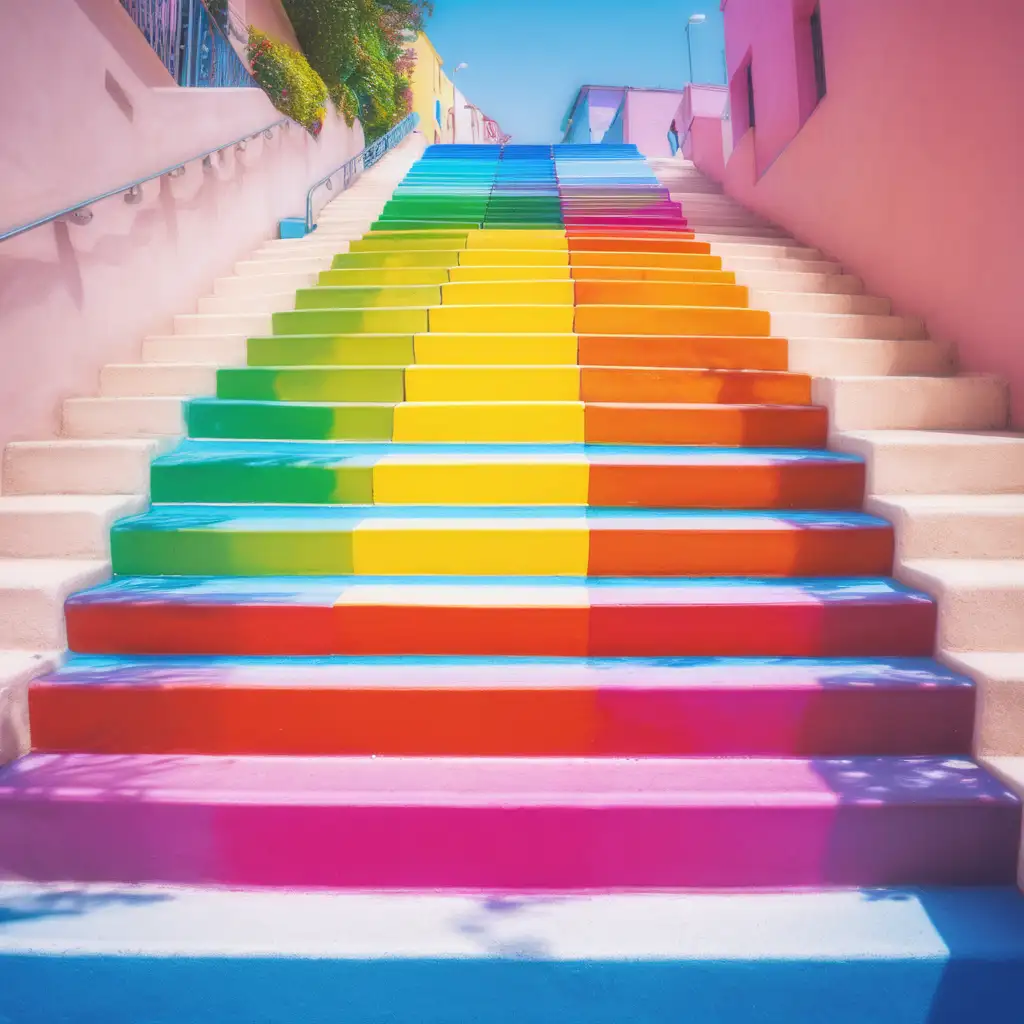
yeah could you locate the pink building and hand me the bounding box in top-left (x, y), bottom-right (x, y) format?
top-left (561, 85), bottom-right (687, 158)
top-left (684, 0), bottom-right (1024, 424)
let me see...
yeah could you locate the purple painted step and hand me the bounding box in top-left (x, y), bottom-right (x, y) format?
top-left (0, 754), bottom-right (1016, 890)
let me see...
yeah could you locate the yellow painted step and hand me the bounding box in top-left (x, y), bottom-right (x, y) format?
top-left (352, 522), bottom-right (589, 576)
top-left (458, 249), bottom-right (570, 267)
top-left (466, 230), bottom-right (568, 250)
top-left (413, 334), bottom-right (579, 366)
top-left (429, 305), bottom-right (576, 334)
top-left (448, 265), bottom-right (572, 282)
top-left (405, 365), bottom-right (581, 401)
top-left (372, 458), bottom-right (590, 505)
top-left (441, 281), bottom-right (575, 306)
top-left (392, 401), bottom-right (586, 442)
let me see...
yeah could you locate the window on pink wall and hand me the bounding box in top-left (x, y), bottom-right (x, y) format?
top-left (810, 3), bottom-right (827, 102)
top-left (794, 0), bottom-right (828, 124)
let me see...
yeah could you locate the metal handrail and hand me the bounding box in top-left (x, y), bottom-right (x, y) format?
top-left (0, 117), bottom-right (290, 244)
top-left (304, 112), bottom-right (419, 232)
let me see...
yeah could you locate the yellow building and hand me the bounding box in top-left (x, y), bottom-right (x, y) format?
top-left (407, 32), bottom-right (455, 144)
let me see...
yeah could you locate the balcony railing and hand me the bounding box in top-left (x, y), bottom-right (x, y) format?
top-left (119, 0), bottom-right (257, 88)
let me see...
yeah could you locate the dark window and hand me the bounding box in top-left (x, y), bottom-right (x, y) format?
top-left (811, 3), bottom-right (827, 102)
top-left (745, 62), bottom-right (756, 129)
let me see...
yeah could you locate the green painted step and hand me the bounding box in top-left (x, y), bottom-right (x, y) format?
top-left (331, 252), bottom-right (459, 269)
top-left (247, 335), bottom-right (416, 367)
top-left (350, 237), bottom-right (472, 252)
top-left (316, 268), bottom-right (450, 287)
top-left (273, 308), bottom-right (428, 336)
top-left (217, 367), bottom-right (406, 403)
top-left (187, 398), bottom-right (395, 441)
top-left (367, 220), bottom-right (484, 232)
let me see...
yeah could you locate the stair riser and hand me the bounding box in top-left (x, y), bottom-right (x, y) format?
top-left (30, 683), bottom-right (972, 757)
top-left (0, 797), bottom-right (1013, 889)
top-left (64, 601), bottom-right (937, 658)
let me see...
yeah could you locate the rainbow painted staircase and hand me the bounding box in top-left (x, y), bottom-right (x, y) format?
top-left (3, 143), bottom-right (1024, 1021)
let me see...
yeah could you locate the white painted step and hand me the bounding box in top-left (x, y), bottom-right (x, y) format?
top-left (788, 337), bottom-right (953, 377)
top-left (214, 272), bottom-right (318, 297)
top-left (235, 256), bottom-right (332, 277)
top-left (869, 494), bottom-right (1024, 560)
top-left (0, 494), bottom-right (146, 558)
top-left (953, 651), bottom-right (1024, 755)
top-left (831, 429), bottom-right (1024, 495)
top-left (142, 334), bottom-right (247, 365)
top-left (735, 270), bottom-right (863, 294)
top-left (197, 292), bottom-right (296, 315)
top-left (101, 363), bottom-right (218, 397)
top-left (254, 240), bottom-right (353, 259)
top-left (711, 242), bottom-right (824, 260)
top-left (3, 439), bottom-right (169, 495)
top-left (726, 255), bottom-right (843, 275)
top-left (771, 312), bottom-right (926, 340)
top-left (0, 648), bottom-right (60, 764)
top-left (753, 291), bottom-right (890, 315)
top-left (899, 558), bottom-right (1024, 652)
top-left (174, 313), bottom-right (271, 336)
top-left (814, 375), bottom-right (1009, 430)
top-left (0, 557), bottom-right (109, 649)
top-left (63, 397), bottom-right (186, 439)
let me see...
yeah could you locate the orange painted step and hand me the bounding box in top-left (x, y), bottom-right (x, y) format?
top-left (571, 251), bottom-right (722, 271)
top-left (584, 404), bottom-right (829, 446)
top-left (575, 306), bottom-right (772, 337)
top-left (579, 367), bottom-right (811, 405)
top-left (575, 280), bottom-right (748, 308)
top-left (587, 458), bottom-right (864, 509)
top-left (572, 267), bottom-right (736, 284)
top-left (589, 520), bottom-right (892, 577)
top-left (570, 237), bottom-right (712, 255)
top-left (579, 335), bottom-right (789, 371)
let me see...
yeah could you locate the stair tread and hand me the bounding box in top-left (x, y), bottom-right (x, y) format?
top-left (0, 752), bottom-right (1010, 806)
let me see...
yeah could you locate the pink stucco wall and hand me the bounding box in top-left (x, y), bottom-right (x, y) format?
top-left (714, 0), bottom-right (1024, 424)
top-left (624, 90), bottom-right (687, 158)
top-left (0, 0), bottom-right (363, 454)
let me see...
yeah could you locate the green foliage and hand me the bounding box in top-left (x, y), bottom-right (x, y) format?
top-left (247, 28), bottom-right (329, 137)
top-left (281, 0), bottom-right (429, 138)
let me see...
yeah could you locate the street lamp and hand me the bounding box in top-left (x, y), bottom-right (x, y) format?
top-left (686, 13), bottom-right (706, 84)
top-left (451, 63), bottom-right (468, 143)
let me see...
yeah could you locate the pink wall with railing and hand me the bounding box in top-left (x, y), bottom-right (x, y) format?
top-left (711, 0), bottom-right (1024, 424)
top-left (0, 0), bottom-right (363, 454)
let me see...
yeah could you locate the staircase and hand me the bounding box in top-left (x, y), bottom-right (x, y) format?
top-left (2, 142), bottom-right (1024, 1021)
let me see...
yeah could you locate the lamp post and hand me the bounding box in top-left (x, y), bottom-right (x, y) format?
top-left (451, 62), bottom-right (468, 143)
top-left (686, 13), bottom-right (706, 84)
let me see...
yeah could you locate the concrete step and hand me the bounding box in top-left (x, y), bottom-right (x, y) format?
top-left (0, 648), bottom-right (60, 763)
top-left (197, 292), bottom-right (296, 315)
top-left (699, 231), bottom-right (804, 246)
top-left (735, 270), bottom-right (863, 294)
top-left (955, 651), bottom-right (1024, 755)
top-left (174, 313), bottom-right (272, 336)
top-left (771, 312), bottom-right (926, 341)
top-left (899, 558), bottom-right (1024, 653)
top-left (235, 255), bottom-right (332, 277)
top-left (753, 291), bottom-right (890, 316)
top-left (101, 363), bottom-right (218, 397)
top-left (832, 429), bottom-right (1024, 495)
top-left (711, 242), bottom-right (825, 260)
top-left (253, 240), bottom-right (353, 259)
top-left (63, 397), bottom-right (186, 439)
top-left (788, 337), bottom-right (954, 377)
top-left (3, 439), bottom-right (169, 495)
top-left (0, 557), bottom-right (109, 649)
top-left (725, 255), bottom-right (843, 275)
top-left (0, 495), bottom-right (146, 558)
top-left (869, 494), bottom-right (1024, 560)
top-left (141, 334), bottom-right (247, 365)
top-left (214, 271), bottom-right (318, 296)
top-left (814, 375), bottom-right (1009, 430)
top-left (7, 885), bottom-right (1024, 1023)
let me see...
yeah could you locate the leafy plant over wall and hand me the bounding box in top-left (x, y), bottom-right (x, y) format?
top-left (247, 28), bottom-right (329, 137)
top-left (281, 0), bottom-right (430, 139)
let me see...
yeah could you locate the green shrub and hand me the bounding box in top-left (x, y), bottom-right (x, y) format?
top-left (282, 0), bottom-right (429, 138)
top-left (247, 28), bottom-right (329, 137)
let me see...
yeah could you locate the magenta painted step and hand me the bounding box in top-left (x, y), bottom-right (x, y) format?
top-left (0, 754), bottom-right (1016, 890)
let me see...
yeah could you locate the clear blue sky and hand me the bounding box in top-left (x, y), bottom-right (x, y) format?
top-left (425, 0), bottom-right (726, 144)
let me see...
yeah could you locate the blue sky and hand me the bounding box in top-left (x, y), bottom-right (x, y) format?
top-left (425, 0), bottom-right (726, 144)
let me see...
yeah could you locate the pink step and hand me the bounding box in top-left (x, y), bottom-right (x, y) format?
top-left (0, 754), bottom-right (1015, 889)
